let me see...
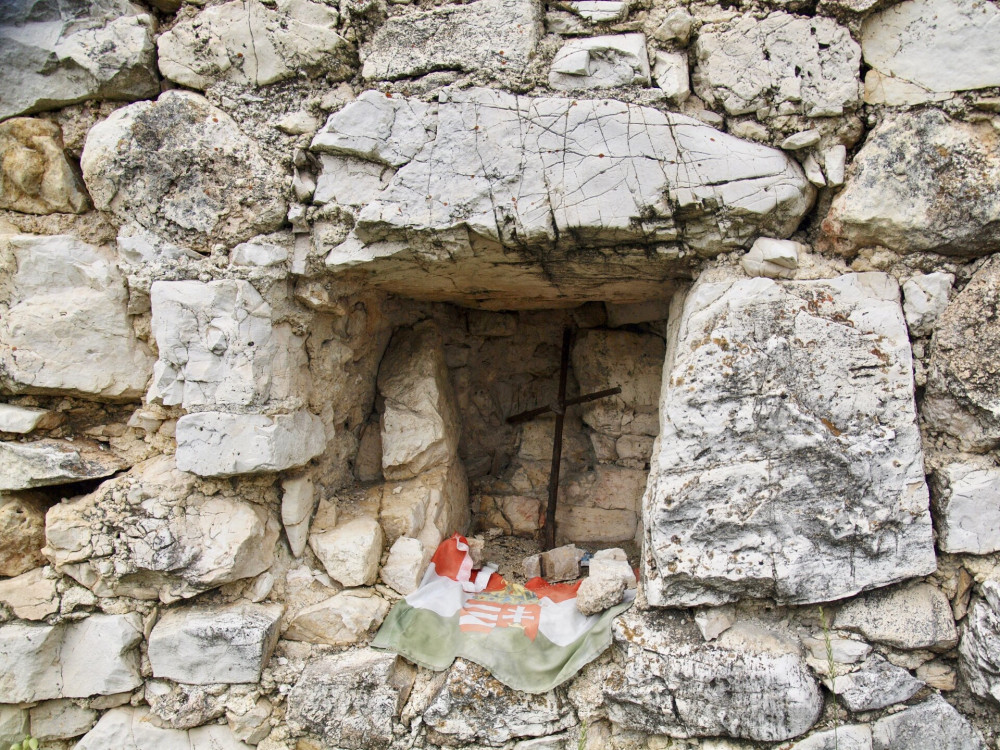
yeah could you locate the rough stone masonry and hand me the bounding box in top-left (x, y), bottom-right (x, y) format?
top-left (1, 0), bottom-right (1000, 748)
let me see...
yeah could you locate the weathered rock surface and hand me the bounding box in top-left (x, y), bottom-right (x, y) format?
top-left (0, 706), bottom-right (29, 750)
top-left (361, 0), bottom-right (542, 81)
top-left (281, 475), bottom-right (316, 557)
top-left (380, 536), bottom-right (430, 595)
top-left (555, 465), bottom-right (646, 543)
top-left (932, 460), bottom-right (1000, 554)
top-left (924, 256), bottom-right (1000, 451)
top-left (0, 566), bottom-right (59, 619)
top-left (29, 699), bottom-right (98, 741)
top-left (0, 614), bottom-right (142, 702)
top-left (822, 110), bottom-right (1000, 256)
top-left (0, 403), bottom-right (56, 434)
top-left (144, 680), bottom-right (226, 730)
top-left (0, 492), bottom-right (47, 575)
top-left (576, 574), bottom-right (626, 614)
top-left (380, 462), bottom-right (469, 545)
top-left (283, 590), bottom-right (389, 645)
top-left (378, 322), bottom-right (461, 480)
top-left (287, 650), bottom-right (414, 749)
top-left (958, 579), bottom-right (1000, 705)
top-left (322, 88), bottom-right (813, 307)
top-left (861, 0), bottom-right (1000, 94)
top-left (0, 234), bottom-right (153, 399)
top-left (0, 118), bottom-right (89, 214)
top-left (833, 655), bottom-right (923, 712)
top-left (644, 273), bottom-right (935, 607)
top-left (81, 91), bottom-right (286, 252)
top-left (870, 695), bottom-right (986, 750)
top-left (693, 13), bottom-right (861, 117)
top-left (44, 456), bottom-right (279, 601)
top-left (902, 272), bottom-right (953, 338)
top-left (157, 0), bottom-right (353, 90)
top-left (423, 659), bottom-right (576, 746)
top-left (741, 237), bottom-right (802, 280)
top-left (148, 603), bottom-right (283, 685)
top-left (75, 707), bottom-right (254, 750)
top-left (792, 725), bottom-right (873, 750)
top-left (175, 409), bottom-right (326, 477)
top-left (606, 611), bottom-right (823, 741)
top-left (549, 34), bottom-right (651, 90)
top-left (148, 279), bottom-right (309, 410)
top-left (835, 583), bottom-right (958, 651)
top-left (0, 438), bottom-right (126, 491)
top-left (309, 516), bottom-right (383, 587)
top-left (0, 0), bottom-right (158, 120)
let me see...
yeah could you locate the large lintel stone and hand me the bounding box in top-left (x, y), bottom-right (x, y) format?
top-left (644, 273), bottom-right (935, 607)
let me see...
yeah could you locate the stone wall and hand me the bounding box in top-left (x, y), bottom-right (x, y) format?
top-left (2, 0), bottom-right (1000, 748)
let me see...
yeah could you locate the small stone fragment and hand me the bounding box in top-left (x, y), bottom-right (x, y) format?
top-left (802, 153), bottom-right (826, 187)
top-left (549, 35), bottom-right (651, 90)
top-left (576, 575), bottom-right (626, 615)
top-left (227, 697), bottom-right (272, 745)
top-left (917, 659), bottom-right (957, 690)
top-left (281, 475), bottom-right (317, 557)
top-left (958, 579), bottom-right (1000, 705)
top-left (903, 272), bottom-right (954, 338)
top-left (0, 438), bottom-right (127, 491)
top-left (741, 237), bottom-right (802, 279)
top-left (652, 8), bottom-right (694, 45)
top-left (230, 241), bottom-right (288, 267)
top-left (0, 118), bottom-right (89, 214)
top-left (381, 536), bottom-right (430, 595)
top-left (835, 583), bottom-right (958, 652)
top-left (932, 460), bottom-right (1000, 554)
top-left (833, 655), bottom-right (923, 712)
top-left (792, 725), bottom-right (873, 750)
top-left (0, 706), bottom-right (29, 750)
top-left (823, 145), bottom-right (847, 187)
top-left (781, 130), bottom-right (822, 150)
top-left (541, 544), bottom-right (584, 582)
top-left (309, 516), bottom-right (384, 587)
top-left (29, 700), bottom-right (98, 741)
top-left (0, 404), bottom-right (56, 434)
top-left (524, 553), bottom-right (542, 579)
top-left (0, 567), bottom-right (59, 619)
top-left (694, 605), bottom-right (736, 641)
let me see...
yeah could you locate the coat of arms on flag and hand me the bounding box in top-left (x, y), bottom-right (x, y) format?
top-left (372, 534), bottom-right (635, 693)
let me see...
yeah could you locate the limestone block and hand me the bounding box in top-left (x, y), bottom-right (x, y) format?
top-left (833, 655), bottom-right (923, 712)
top-left (835, 583), bottom-right (958, 651)
top-left (0, 614), bottom-right (143, 702)
top-left (652, 8), bottom-right (694, 45)
top-left (283, 589), bottom-right (389, 645)
top-left (0, 492), bottom-right (47, 576)
top-left (917, 659), bottom-right (956, 690)
top-left (423, 659), bottom-right (575, 746)
top-left (281, 475), bottom-right (317, 557)
top-left (576, 575), bottom-right (625, 615)
top-left (381, 536), bottom-right (430, 595)
top-left (479, 495), bottom-right (541, 537)
top-left (0, 567), bottom-right (59, 619)
top-left (230, 241), bottom-right (288, 267)
top-left (932, 460), bottom-right (1000, 554)
top-left (0, 706), bottom-right (29, 750)
top-left (157, 0), bottom-right (352, 89)
top-left (741, 237), bottom-right (803, 279)
top-left (549, 34), bottom-right (651, 90)
top-left (378, 322), bottom-right (461, 480)
top-left (792, 726), bottom-right (873, 750)
top-left (781, 130), bottom-right (822, 151)
top-left (652, 50), bottom-right (690, 102)
top-left (693, 13), bottom-right (861, 117)
top-left (0, 438), bottom-right (126, 491)
top-left (313, 155), bottom-right (396, 208)
top-left (311, 90), bottom-right (437, 167)
top-left (870, 695), bottom-right (986, 750)
top-left (556, 505), bottom-right (637, 544)
top-left (571, 330), bottom-right (664, 439)
top-left (361, 0), bottom-right (542, 80)
top-left (309, 516), bottom-right (384, 587)
top-left (606, 611), bottom-right (823, 742)
top-left (0, 234), bottom-right (154, 399)
top-left (540, 545), bottom-right (584, 582)
top-left (75, 707), bottom-right (254, 750)
top-left (822, 110), bottom-right (1000, 256)
top-left (81, 91), bottom-right (286, 253)
top-left (0, 404), bottom-right (56, 434)
top-left (924, 257), bottom-right (1000, 450)
top-left (644, 273), bottom-right (936, 607)
top-left (561, 465), bottom-right (645, 513)
top-left (227, 697), bottom-right (272, 745)
top-left (861, 0), bottom-right (1000, 93)
top-left (694, 605), bottom-right (735, 641)
top-left (145, 680), bottom-right (226, 730)
top-left (862, 70), bottom-right (951, 106)
top-left (823, 146), bottom-right (847, 187)
top-left (0, 1), bottom-right (158, 120)
top-left (148, 603), bottom-right (283, 685)
top-left (29, 700), bottom-right (98, 741)
top-left (903, 272), bottom-right (954, 337)
top-left (0, 118), bottom-right (88, 214)
top-left (149, 280), bottom-right (308, 409)
top-left (287, 650), bottom-right (415, 748)
top-left (958, 579), bottom-right (1000, 705)
top-left (566, 0), bottom-right (629, 22)
top-left (801, 635), bottom-right (870, 665)
top-left (175, 410), bottom-right (326, 477)
top-left (43, 456), bottom-right (278, 601)
top-left (116, 224), bottom-right (202, 268)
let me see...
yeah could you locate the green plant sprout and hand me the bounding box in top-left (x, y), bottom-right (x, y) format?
top-left (577, 718), bottom-right (588, 750)
top-left (9, 735), bottom-right (39, 750)
top-left (819, 606), bottom-right (839, 750)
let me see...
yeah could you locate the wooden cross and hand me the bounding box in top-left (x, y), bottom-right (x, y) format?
top-left (506, 327), bottom-right (621, 550)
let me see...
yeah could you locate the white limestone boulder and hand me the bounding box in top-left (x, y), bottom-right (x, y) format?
top-left (932, 460), bottom-right (1000, 554)
top-left (823, 110), bottom-right (1000, 256)
top-left (0, 234), bottom-right (154, 400)
top-left (380, 536), bottom-right (430, 595)
top-left (283, 589), bottom-right (389, 645)
top-left (0, 0), bottom-right (158, 120)
top-left (281, 475), bottom-right (317, 557)
top-left (0, 614), bottom-right (143, 702)
top-left (0, 118), bottom-right (89, 214)
top-left (0, 438), bottom-right (127, 491)
top-left (81, 91), bottom-right (286, 253)
top-left (549, 34), bottom-right (651, 90)
top-left (308, 516), bottom-right (384, 587)
top-left (0, 567), bottom-right (59, 619)
top-left (148, 279), bottom-right (309, 410)
top-left (693, 13), bottom-right (861, 117)
top-left (835, 583), bottom-right (958, 652)
top-left (0, 404), bottom-right (57, 434)
top-left (958, 579), bottom-right (1000, 705)
top-left (29, 700), bottom-right (98, 741)
top-left (380, 461), bottom-right (470, 544)
top-left (157, 0), bottom-right (353, 90)
top-left (361, 0), bottom-right (542, 81)
top-left (861, 0), bottom-right (1000, 94)
top-left (287, 650), bottom-right (415, 748)
top-left (148, 602), bottom-right (283, 685)
top-left (902, 272), bottom-right (954, 337)
top-left (606, 611), bottom-right (823, 742)
top-left (870, 695), bottom-right (986, 750)
top-left (644, 273), bottom-right (935, 607)
top-left (175, 410), bottom-right (326, 477)
top-left (832, 655), bottom-right (923, 712)
top-left (43, 456), bottom-right (279, 601)
top-left (0, 491), bottom-right (47, 575)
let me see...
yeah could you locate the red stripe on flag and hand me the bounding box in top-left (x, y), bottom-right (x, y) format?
top-left (429, 534), bottom-right (472, 580)
top-left (524, 577), bottom-right (582, 603)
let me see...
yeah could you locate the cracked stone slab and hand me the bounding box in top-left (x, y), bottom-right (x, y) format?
top-left (0, 438), bottom-right (127, 491)
top-left (361, 0), bottom-right (542, 81)
top-left (643, 273), bottom-right (935, 607)
top-left (693, 12), bottom-right (861, 118)
top-left (0, 0), bottom-right (158, 120)
top-left (319, 88), bottom-right (812, 307)
top-left (157, 0), bottom-right (353, 90)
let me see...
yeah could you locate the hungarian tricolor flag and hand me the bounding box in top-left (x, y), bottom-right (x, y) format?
top-left (372, 534), bottom-right (634, 693)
